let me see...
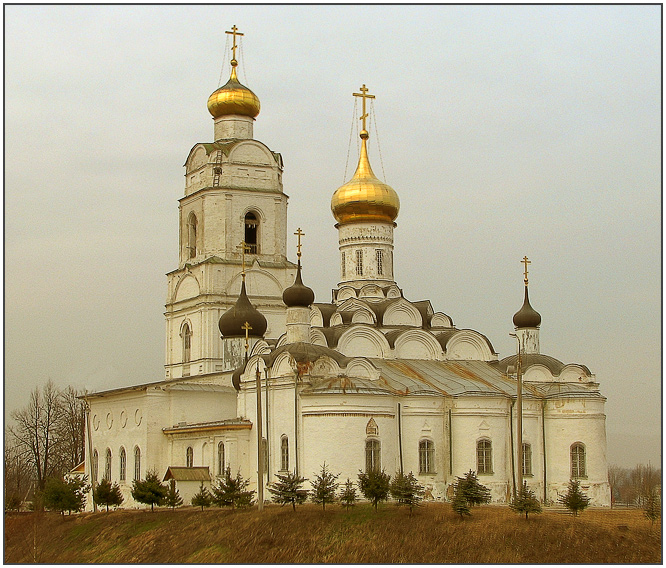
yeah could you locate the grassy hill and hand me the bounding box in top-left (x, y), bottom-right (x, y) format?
top-left (4, 503), bottom-right (661, 563)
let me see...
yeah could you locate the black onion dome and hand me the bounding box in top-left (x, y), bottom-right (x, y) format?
top-left (282, 262), bottom-right (315, 308)
top-left (513, 286), bottom-right (542, 328)
top-left (219, 281), bottom-right (267, 338)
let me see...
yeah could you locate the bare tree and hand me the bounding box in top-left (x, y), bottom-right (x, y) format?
top-left (8, 380), bottom-right (65, 489)
top-left (4, 434), bottom-right (33, 507)
top-left (58, 386), bottom-right (86, 470)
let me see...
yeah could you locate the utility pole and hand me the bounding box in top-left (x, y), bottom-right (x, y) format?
top-left (510, 332), bottom-right (523, 499)
top-left (255, 361), bottom-right (264, 511)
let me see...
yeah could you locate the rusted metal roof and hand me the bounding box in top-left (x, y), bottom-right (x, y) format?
top-left (163, 466), bottom-right (211, 482)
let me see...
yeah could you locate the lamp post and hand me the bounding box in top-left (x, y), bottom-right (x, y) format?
top-left (509, 332), bottom-right (523, 499)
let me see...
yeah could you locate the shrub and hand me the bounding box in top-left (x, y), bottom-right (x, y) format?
top-left (93, 479), bottom-right (124, 511)
top-left (164, 479), bottom-right (183, 509)
top-left (310, 463), bottom-right (339, 511)
top-left (357, 469), bottom-right (391, 511)
top-left (211, 467), bottom-right (255, 509)
top-left (339, 478), bottom-right (358, 511)
top-left (643, 488), bottom-right (660, 527)
top-left (191, 482), bottom-right (212, 511)
top-left (131, 470), bottom-right (167, 512)
top-left (558, 479), bottom-right (591, 516)
top-left (390, 471), bottom-right (425, 515)
top-left (268, 471), bottom-right (308, 511)
top-left (451, 490), bottom-right (471, 518)
top-left (509, 482), bottom-right (542, 519)
top-left (456, 470), bottom-right (491, 507)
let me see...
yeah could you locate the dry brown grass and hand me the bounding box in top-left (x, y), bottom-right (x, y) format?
top-left (4, 503), bottom-right (661, 564)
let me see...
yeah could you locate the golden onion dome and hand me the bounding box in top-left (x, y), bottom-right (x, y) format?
top-left (207, 60), bottom-right (260, 119)
top-left (331, 130), bottom-right (400, 224)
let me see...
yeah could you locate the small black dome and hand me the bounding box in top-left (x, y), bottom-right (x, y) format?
top-left (219, 280), bottom-right (267, 338)
top-left (282, 262), bottom-right (315, 308)
top-left (513, 286), bottom-right (542, 328)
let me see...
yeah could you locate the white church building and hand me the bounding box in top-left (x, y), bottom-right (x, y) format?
top-left (82, 29), bottom-right (610, 509)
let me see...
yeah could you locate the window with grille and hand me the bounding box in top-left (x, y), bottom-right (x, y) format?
top-left (281, 436), bottom-right (289, 471)
top-left (522, 443), bottom-right (532, 476)
top-left (376, 250), bottom-right (384, 275)
top-left (105, 448), bottom-right (112, 481)
top-left (419, 439), bottom-right (434, 474)
top-left (365, 439), bottom-right (381, 472)
top-left (218, 442), bottom-right (225, 475)
top-left (476, 439), bottom-right (493, 474)
top-left (356, 250), bottom-right (363, 275)
top-left (186, 446), bottom-right (194, 468)
top-left (119, 447), bottom-right (126, 481)
top-left (134, 447), bottom-right (141, 481)
top-left (341, 252), bottom-right (346, 279)
top-left (570, 443), bottom-right (586, 478)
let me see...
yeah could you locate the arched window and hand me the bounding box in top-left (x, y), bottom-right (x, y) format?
top-left (119, 447), bottom-right (127, 481)
top-left (281, 436), bottom-right (289, 471)
top-left (134, 447), bottom-right (141, 481)
top-left (105, 448), bottom-right (112, 481)
top-left (522, 443), bottom-right (532, 476)
top-left (571, 443), bottom-right (586, 478)
top-left (244, 212), bottom-right (259, 254)
top-left (376, 249), bottom-right (384, 276)
top-left (476, 439), bottom-right (492, 475)
top-left (365, 439), bottom-right (381, 472)
top-left (187, 212), bottom-right (197, 259)
top-left (182, 323), bottom-right (192, 363)
top-left (419, 439), bottom-right (435, 474)
top-left (341, 252), bottom-right (346, 279)
top-left (186, 446), bottom-right (194, 468)
top-left (92, 450), bottom-right (99, 483)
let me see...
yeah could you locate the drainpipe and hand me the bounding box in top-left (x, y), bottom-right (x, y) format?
top-left (542, 400), bottom-right (547, 503)
top-left (397, 403), bottom-right (403, 474)
top-left (264, 367), bottom-right (270, 481)
top-left (84, 400), bottom-right (97, 512)
top-left (448, 408), bottom-right (453, 476)
top-left (509, 399), bottom-right (516, 498)
top-left (294, 371), bottom-right (299, 476)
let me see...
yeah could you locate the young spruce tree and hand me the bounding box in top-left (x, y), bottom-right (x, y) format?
top-left (211, 467), bottom-right (255, 509)
top-left (93, 478), bottom-right (124, 511)
top-left (339, 478), bottom-right (358, 511)
top-left (558, 479), bottom-right (591, 517)
top-left (191, 482), bottom-right (213, 511)
top-left (390, 471), bottom-right (425, 515)
top-left (310, 463), bottom-right (339, 511)
top-left (164, 479), bottom-right (183, 509)
top-left (268, 471), bottom-right (308, 511)
top-left (131, 470), bottom-right (167, 512)
top-left (509, 481), bottom-right (542, 519)
top-left (357, 469), bottom-right (391, 511)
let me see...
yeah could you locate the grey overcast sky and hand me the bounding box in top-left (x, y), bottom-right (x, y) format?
top-left (5, 5), bottom-right (661, 468)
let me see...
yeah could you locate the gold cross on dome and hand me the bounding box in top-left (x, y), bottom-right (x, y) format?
top-left (294, 228), bottom-right (305, 259)
top-left (242, 321), bottom-right (252, 353)
top-left (353, 84), bottom-right (375, 132)
top-left (521, 256), bottom-right (531, 285)
top-left (226, 25), bottom-right (244, 61)
top-left (237, 240), bottom-right (251, 278)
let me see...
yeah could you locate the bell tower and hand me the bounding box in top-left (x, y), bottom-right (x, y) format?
top-left (164, 26), bottom-right (296, 379)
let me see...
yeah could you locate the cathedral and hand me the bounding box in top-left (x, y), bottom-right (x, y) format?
top-left (82, 28), bottom-right (610, 509)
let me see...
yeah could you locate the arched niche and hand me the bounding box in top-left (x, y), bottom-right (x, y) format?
top-left (310, 306), bottom-right (324, 328)
top-left (311, 356), bottom-right (340, 377)
top-left (185, 144), bottom-right (208, 171)
top-left (250, 339), bottom-right (271, 357)
top-left (336, 286), bottom-right (357, 302)
top-left (337, 326), bottom-right (391, 359)
top-left (226, 269), bottom-right (282, 298)
top-left (352, 308), bottom-right (376, 325)
top-left (383, 298), bottom-right (422, 327)
top-left (430, 312), bottom-right (454, 328)
top-left (275, 333), bottom-right (288, 348)
top-left (394, 329), bottom-right (443, 360)
top-left (228, 141), bottom-right (275, 166)
top-left (174, 274), bottom-right (201, 302)
top-left (445, 329), bottom-right (497, 362)
top-left (309, 328), bottom-right (328, 347)
top-left (271, 351), bottom-right (297, 378)
top-left (522, 364), bottom-right (555, 383)
top-left (386, 286), bottom-right (401, 299)
top-left (359, 284), bottom-right (385, 300)
top-left (560, 365), bottom-right (593, 383)
top-left (345, 358), bottom-right (380, 381)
